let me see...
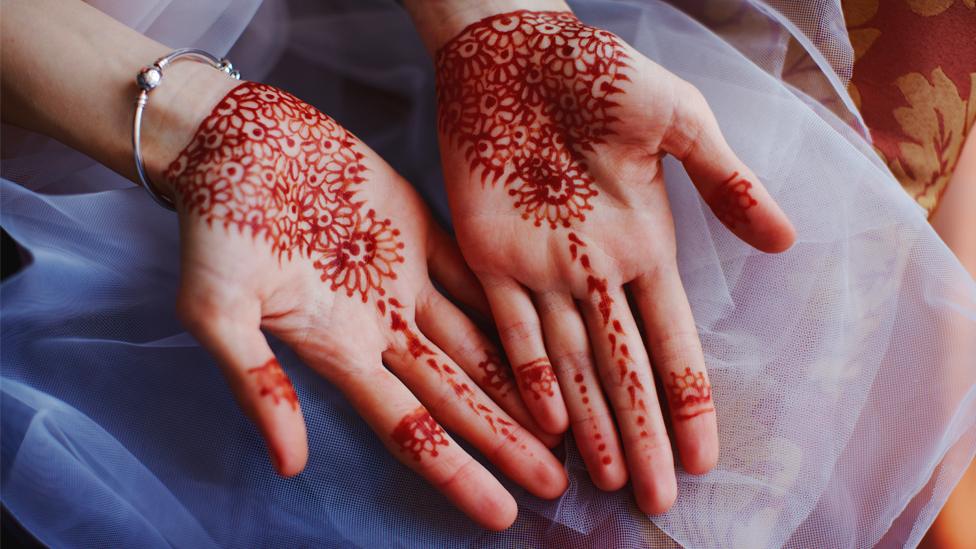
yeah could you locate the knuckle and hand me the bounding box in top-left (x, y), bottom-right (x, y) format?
top-left (496, 319), bottom-right (541, 347)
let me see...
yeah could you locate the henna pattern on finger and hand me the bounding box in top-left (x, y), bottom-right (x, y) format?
top-left (477, 351), bottom-right (514, 395)
top-left (391, 407), bottom-right (450, 461)
top-left (436, 11), bottom-right (630, 228)
top-left (711, 171), bottom-right (758, 230)
top-left (516, 358), bottom-right (557, 400)
top-left (386, 301), bottom-right (519, 441)
top-left (665, 367), bottom-right (715, 420)
top-left (166, 82), bottom-right (405, 302)
top-left (247, 358), bottom-right (299, 411)
top-left (568, 233), bottom-right (655, 439)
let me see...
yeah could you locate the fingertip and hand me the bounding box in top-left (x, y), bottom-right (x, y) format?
top-left (467, 475), bottom-right (518, 530)
top-left (482, 491), bottom-right (518, 531)
top-left (537, 401), bottom-right (570, 436)
top-left (273, 438), bottom-right (309, 477)
top-left (755, 215), bottom-right (796, 254)
top-left (635, 474), bottom-right (678, 516)
top-left (677, 427), bottom-right (719, 476)
top-left (539, 430), bottom-right (564, 448)
top-left (591, 459), bottom-right (628, 492)
top-left (534, 459), bottom-right (569, 500)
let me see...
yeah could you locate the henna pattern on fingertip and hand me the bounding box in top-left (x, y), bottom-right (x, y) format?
top-left (665, 367), bottom-right (714, 420)
top-left (391, 407), bottom-right (450, 461)
top-left (247, 358), bottom-right (299, 411)
top-left (477, 351), bottom-right (514, 394)
top-left (516, 358), bottom-right (557, 400)
top-left (166, 82), bottom-right (404, 302)
top-left (436, 10), bottom-right (630, 229)
top-left (711, 171), bottom-right (758, 230)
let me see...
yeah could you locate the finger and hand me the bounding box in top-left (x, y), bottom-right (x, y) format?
top-left (383, 305), bottom-right (567, 500)
top-left (177, 296), bottom-right (308, 477)
top-left (632, 267), bottom-right (719, 475)
top-left (578, 280), bottom-right (677, 515)
top-left (324, 359), bottom-right (518, 531)
top-left (533, 290), bottom-right (627, 490)
top-left (415, 284), bottom-right (562, 448)
top-left (427, 227), bottom-right (491, 318)
top-left (480, 274), bottom-right (569, 435)
top-left (662, 80), bottom-right (796, 253)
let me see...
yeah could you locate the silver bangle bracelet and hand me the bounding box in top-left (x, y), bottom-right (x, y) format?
top-left (132, 48), bottom-right (242, 210)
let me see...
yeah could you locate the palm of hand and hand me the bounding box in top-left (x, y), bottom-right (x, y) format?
top-left (166, 82), bottom-right (565, 529)
top-left (435, 10), bottom-right (794, 513)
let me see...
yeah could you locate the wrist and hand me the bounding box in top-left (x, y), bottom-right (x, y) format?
top-left (402, 0), bottom-right (571, 53)
top-left (139, 63), bottom-right (240, 200)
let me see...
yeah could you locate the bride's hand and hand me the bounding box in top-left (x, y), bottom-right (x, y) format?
top-left (152, 79), bottom-right (567, 530)
top-left (405, 0), bottom-right (796, 514)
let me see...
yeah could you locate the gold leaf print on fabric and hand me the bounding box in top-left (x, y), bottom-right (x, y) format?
top-left (907, 0), bottom-right (974, 15)
top-left (886, 68), bottom-right (972, 213)
top-left (849, 28), bottom-right (881, 61)
top-left (842, 0), bottom-right (879, 26)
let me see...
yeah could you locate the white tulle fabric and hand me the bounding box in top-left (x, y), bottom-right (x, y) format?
top-left (2, 1), bottom-right (974, 548)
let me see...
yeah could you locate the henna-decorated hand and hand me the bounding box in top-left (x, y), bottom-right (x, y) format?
top-left (410, 3), bottom-right (796, 514)
top-left (153, 80), bottom-right (568, 530)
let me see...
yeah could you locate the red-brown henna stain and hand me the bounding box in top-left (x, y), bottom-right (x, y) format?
top-left (516, 358), bottom-right (557, 400)
top-left (666, 367), bottom-right (714, 420)
top-left (166, 82), bottom-right (405, 302)
top-left (476, 351), bottom-right (514, 393)
top-left (388, 302), bottom-right (516, 440)
top-left (568, 233), bottom-right (649, 442)
top-left (247, 358), bottom-right (299, 410)
top-left (710, 171), bottom-right (758, 230)
top-left (391, 407), bottom-right (450, 461)
top-left (436, 11), bottom-right (630, 228)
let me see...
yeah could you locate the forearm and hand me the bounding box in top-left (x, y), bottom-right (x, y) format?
top-left (402, 0), bottom-right (570, 53)
top-left (0, 0), bottom-right (235, 196)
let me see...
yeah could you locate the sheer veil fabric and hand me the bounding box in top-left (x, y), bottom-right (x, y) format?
top-left (2, 1), bottom-right (974, 547)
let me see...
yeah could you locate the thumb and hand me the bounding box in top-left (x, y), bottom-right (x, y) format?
top-left (177, 291), bottom-right (309, 477)
top-left (661, 81), bottom-right (796, 253)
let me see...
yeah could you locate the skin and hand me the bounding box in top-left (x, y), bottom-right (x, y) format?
top-left (1, 0), bottom-right (567, 530)
top-left (403, 0), bottom-right (796, 514)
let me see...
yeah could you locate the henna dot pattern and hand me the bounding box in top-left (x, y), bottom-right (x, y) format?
top-left (247, 358), bottom-right (299, 410)
top-left (711, 171), bottom-right (758, 230)
top-left (666, 367), bottom-right (715, 420)
top-left (166, 82), bottom-right (404, 302)
top-left (436, 10), bottom-right (630, 229)
top-left (516, 358), bottom-right (557, 400)
top-left (391, 407), bottom-right (450, 461)
top-left (477, 351), bottom-right (514, 393)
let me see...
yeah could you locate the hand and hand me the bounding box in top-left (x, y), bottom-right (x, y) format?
top-left (408, 2), bottom-right (795, 514)
top-left (159, 80), bottom-right (567, 529)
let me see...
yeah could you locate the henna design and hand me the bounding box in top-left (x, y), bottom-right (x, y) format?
top-left (166, 82), bottom-right (404, 302)
top-left (387, 301), bottom-right (518, 440)
top-left (568, 232), bottom-right (650, 438)
top-left (477, 351), bottom-right (514, 394)
top-left (711, 171), bottom-right (758, 229)
top-left (247, 358), bottom-right (299, 411)
top-left (516, 358), bottom-right (557, 400)
top-left (666, 367), bottom-right (715, 420)
top-left (436, 11), bottom-right (630, 228)
top-left (391, 407), bottom-right (449, 461)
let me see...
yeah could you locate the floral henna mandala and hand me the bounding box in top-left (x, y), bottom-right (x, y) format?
top-left (516, 358), bottom-right (557, 400)
top-left (165, 82), bottom-right (404, 302)
top-left (247, 358), bottom-right (299, 410)
top-left (711, 171), bottom-right (758, 230)
top-left (665, 367), bottom-right (714, 420)
top-left (391, 407), bottom-right (450, 461)
top-left (477, 351), bottom-right (514, 393)
top-left (436, 10), bottom-right (630, 229)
